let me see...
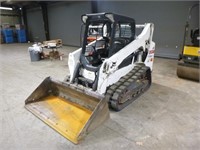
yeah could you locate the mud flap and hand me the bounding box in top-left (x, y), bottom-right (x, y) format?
top-left (25, 77), bottom-right (109, 144)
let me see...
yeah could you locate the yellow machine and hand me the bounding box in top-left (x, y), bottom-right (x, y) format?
top-left (177, 4), bottom-right (200, 81)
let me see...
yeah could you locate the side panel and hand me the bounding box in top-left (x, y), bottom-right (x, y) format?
top-left (98, 64), bottom-right (134, 94)
top-left (183, 46), bottom-right (200, 56)
top-left (97, 23), bottom-right (154, 94)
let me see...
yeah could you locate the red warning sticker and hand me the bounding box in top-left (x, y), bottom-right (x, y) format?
top-left (149, 50), bottom-right (155, 54)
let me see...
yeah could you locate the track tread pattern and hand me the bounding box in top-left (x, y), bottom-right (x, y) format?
top-left (105, 64), bottom-right (151, 111)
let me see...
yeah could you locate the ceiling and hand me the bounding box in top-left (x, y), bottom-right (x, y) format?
top-left (0, 1), bottom-right (57, 10)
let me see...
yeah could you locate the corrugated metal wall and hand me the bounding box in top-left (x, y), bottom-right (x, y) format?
top-left (27, 7), bottom-right (46, 42)
top-left (26, 1), bottom-right (199, 58)
top-left (48, 1), bottom-right (91, 46)
top-left (96, 1), bottom-right (199, 58)
top-left (26, 1), bottom-right (91, 46)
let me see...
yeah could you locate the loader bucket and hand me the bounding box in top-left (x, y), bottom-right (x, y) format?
top-left (25, 77), bottom-right (109, 144)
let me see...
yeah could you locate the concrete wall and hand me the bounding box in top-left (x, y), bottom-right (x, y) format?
top-left (97, 1), bottom-right (199, 58)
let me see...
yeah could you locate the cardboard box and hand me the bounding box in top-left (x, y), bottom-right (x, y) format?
top-left (2, 23), bottom-right (10, 29)
top-left (43, 39), bottom-right (62, 48)
top-left (15, 24), bottom-right (24, 30)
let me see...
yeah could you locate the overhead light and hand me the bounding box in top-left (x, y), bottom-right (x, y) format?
top-left (0, 6), bottom-right (13, 10)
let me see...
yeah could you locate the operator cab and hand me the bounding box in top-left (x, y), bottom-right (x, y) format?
top-left (84, 22), bottom-right (111, 66)
top-left (76, 13), bottom-right (135, 90)
top-left (81, 13), bottom-right (135, 69)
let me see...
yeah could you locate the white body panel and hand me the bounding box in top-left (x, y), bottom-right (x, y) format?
top-left (81, 69), bottom-right (96, 81)
top-left (68, 48), bottom-right (81, 82)
top-left (68, 23), bottom-right (155, 95)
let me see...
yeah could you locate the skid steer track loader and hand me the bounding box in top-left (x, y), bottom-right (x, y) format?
top-left (177, 4), bottom-right (200, 81)
top-left (25, 13), bottom-right (155, 144)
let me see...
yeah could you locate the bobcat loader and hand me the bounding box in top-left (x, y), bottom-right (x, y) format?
top-left (25, 13), bottom-right (155, 144)
top-left (177, 4), bottom-right (200, 81)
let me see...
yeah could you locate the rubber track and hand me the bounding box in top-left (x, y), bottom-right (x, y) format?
top-left (105, 64), bottom-right (151, 111)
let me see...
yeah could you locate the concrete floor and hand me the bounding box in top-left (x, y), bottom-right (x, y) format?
top-left (0, 43), bottom-right (200, 150)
